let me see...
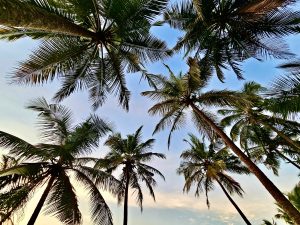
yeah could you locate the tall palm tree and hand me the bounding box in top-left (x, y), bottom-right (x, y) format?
top-left (163, 0), bottom-right (299, 81)
top-left (95, 126), bottom-right (166, 225)
top-left (141, 59), bottom-right (300, 224)
top-left (0, 98), bottom-right (119, 225)
top-left (235, 125), bottom-right (300, 173)
top-left (178, 134), bottom-right (251, 224)
top-left (0, 0), bottom-right (169, 110)
top-left (219, 82), bottom-right (300, 152)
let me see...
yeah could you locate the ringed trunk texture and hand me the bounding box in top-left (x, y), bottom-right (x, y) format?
top-left (123, 166), bottom-right (130, 225)
top-left (190, 103), bottom-right (300, 225)
top-left (0, 0), bottom-right (98, 40)
top-left (27, 176), bottom-right (55, 225)
top-left (216, 180), bottom-right (252, 225)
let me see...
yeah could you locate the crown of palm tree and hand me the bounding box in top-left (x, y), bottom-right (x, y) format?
top-left (178, 134), bottom-right (250, 207)
top-left (142, 58), bottom-right (248, 146)
top-left (0, 97), bottom-right (119, 225)
top-left (219, 81), bottom-right (300, 149)
top-left (163, 0), bottom-right (300, 81)
top-left (0, 0), bottom-right (170, 110)
top-left (95, 126), bottom-right (166, 210)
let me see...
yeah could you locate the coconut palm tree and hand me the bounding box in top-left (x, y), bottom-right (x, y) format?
top-left (95, 126), bottom-right (166, 225)
top-left (0, 98), bottom-right (119, 225)
top-left (0, 0), bottom-right (169, 110)
top-left (163, 0), bottom-right (299, 81)
top-left (142, 59), bottom-right (300, 224)
top-left (178, 134), bottom-right (251, 224)
top-left (235, 125), bottom-right (300, 173)
top-left (219, 81), bottom-right (300, 152)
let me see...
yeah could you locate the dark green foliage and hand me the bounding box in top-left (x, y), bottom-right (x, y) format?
top-left (178, 134), bottom-right (250, 207)
top-left (163, 0), bottom-right (300, 81)
top-left (0, 0), bottom-right (170, 110)
top-left (95, 126), bottom-right (166, 210)
top-left (0, 98), bottom-right (117, 225)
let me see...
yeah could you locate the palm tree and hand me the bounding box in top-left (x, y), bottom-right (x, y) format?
top-left (95, 126), bottom-right (166, 225)
top-left (178, 134), bottom-right (251, 224)
top-left (0, 98), bottom-right (119, 225)
top-left (141, 59), bottom-right (300, 224)
top-left (235, 125), bottom-right (300, 173)
top-left (163, 0), bottom-right (299, 81)
top-left (219, 82), bottom-right (300, 152)
top-left (275, 183), bottom-right (300, 224)
top-left (0, 0), bottom-right (169, 110)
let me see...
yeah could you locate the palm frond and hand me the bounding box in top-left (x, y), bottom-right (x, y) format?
top-left (73, 169), bottom-right (113, 225)
top-left (45, 172), bottom-right (81, 225)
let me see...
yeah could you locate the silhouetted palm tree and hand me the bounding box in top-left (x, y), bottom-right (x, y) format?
top-left (95, 126), bottom-right (166, 225)
top-left (219, 82), bottom-right (300, 152)
top-left (0, 0), bottom-right (170, 110)
top-left (0, 98), bottom-right (118, 225)
top-left (163, 0), bottom-right (299, 81)
top-left (178, 134), bottom-right (251, 224)
top-left (142, 60), bottom-right (300, 224)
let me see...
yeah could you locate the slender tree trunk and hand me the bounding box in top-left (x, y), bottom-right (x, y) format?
top-left (0, 0), bottom-right (99, 40)
top-left (190, 103), bottom-right (300, 225)
top-left (262, 122), bottom-right (300, 152)
top-left (27, 176), bottom-right (55, 225)
top-left (216, 180), bottom-right (252, 225)
top-left (274, 149), bottom-right (300, 170)
top-left (123, 166), bottom-right (130, 225)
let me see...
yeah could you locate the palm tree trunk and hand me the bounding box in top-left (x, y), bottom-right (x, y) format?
top-left (190, 103), bottom-right (300, 225)
top-left (27, 176), bottom-right (55, 225)
top-left (216, 179), bottom-right (252, 225)
top-left (262, 122), bottom-right (300, 151)
top-left (123, 166), bottom-right (130, 225)
top-left (0, 0), bottom-right (99, 40)
top-left (273, 149), bottom-right (300, 170)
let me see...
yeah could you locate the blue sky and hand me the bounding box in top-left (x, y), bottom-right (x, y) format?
top-left (0, 4), bottom-right (300, 225)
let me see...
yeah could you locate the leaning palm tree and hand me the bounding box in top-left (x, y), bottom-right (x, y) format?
top-left (178, 134), bottom-right (251, 224)
top-left (95, 126), bottom-right (165, 225)
top-left (142, 59), bottom-right (300, 224)
top-left (0, 0), bottom-right (169, 109)
top-left (219, 81), bottom-right (300, 152)
top-left (163, 0), bottom-right (299, 81)
top-left (0, 98), bottom-right (119, 225)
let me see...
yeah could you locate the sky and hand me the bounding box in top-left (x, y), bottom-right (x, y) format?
top-left (0, 2), bottom-right (300, 225)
